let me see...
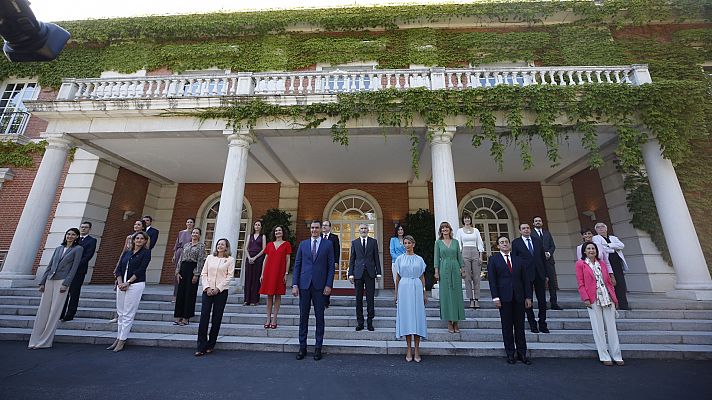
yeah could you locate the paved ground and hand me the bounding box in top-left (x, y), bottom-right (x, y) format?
top-left (1, 342), bottom-right (710, 400)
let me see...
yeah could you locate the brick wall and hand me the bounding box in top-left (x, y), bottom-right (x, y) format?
top-left (297, 183), bottom-right (410, 285)
top-left (91, 167), bottom-right (150, 283)
top-left (570, 168), bottom-right (611, 232)
top-left (0, 154), bottom-right (68, 272)
top-left (158, 183), bottom-right (280, 283)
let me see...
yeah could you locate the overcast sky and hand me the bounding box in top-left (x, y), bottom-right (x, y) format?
top-left (29, 0), bottom-right (465, 21)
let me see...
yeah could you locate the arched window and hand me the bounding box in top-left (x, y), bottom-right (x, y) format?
top-left (200, 198), bottom-right (250, 278)
top-left (328, 195), bottom-right (378, 284)
top-left (461, 195), bottom-right (514, 266)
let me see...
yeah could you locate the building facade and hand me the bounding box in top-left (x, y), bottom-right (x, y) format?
top-left (0, 3), bottom-right (710, 299)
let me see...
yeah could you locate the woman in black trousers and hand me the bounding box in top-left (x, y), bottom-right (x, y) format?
top-left (174, 228), bottom-right (206, 325)
top-left (196, 238), bottom-right (235, 356)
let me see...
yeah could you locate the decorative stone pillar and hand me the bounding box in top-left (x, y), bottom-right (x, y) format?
top-left (430, 126), bottom-right (460, 234)
top-left (641, 139), bottom-right (712, 300)
top-left (213, 129), bottom-right (255, 253)
top-left (0, 135), bottom-right (72, 287)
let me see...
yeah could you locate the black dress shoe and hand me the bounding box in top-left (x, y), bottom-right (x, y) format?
top-left (296, 349), bottom-right (307, 360)
top-left (550, 304), bottom-right (563, 310)
top-left (313, 348), bottom-right (323, 361)
top-left (506, 355), bottom-right (516, 364)
top-left (530, 326), bottom-right (539, 333)
top-left (517, 354), bottom-right (532, 365)
top-left (539, 325), bottom-right (550, 333)
top-left (367, 325), bottom-right (375, 331)
top-left (63, 317), bottom-right (74, 322)
top-left (355, 325), bottom-right (364, 331)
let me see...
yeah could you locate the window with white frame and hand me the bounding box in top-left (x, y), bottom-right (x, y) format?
top-left (460, 194), bottom-right (514, 269)
top-left (0, 81), bottom-right (39, 135)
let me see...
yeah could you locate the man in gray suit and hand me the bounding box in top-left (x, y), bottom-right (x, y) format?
top-left (348, 223), bottom-right (381, 331)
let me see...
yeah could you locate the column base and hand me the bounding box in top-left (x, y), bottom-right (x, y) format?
top-left (0, 273), bottom-right (38, 288)
top-left (667, 286), bottom-right (712, 301)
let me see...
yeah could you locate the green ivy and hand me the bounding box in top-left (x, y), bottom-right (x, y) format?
top-left (0, 141), bottom-right (48, 167)
top-left (0, 1), bottom-right (710, 88)
top-left (194, 81), bottom-right (709, 173)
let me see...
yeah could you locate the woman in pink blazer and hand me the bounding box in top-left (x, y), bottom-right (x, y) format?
top-left (576, 242), bottom-right (624, 366)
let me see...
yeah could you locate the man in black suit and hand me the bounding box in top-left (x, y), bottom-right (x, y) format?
top-left (348, 223), bottom-right (381, 331)
top-left (60, 221), bottom-right (97, 322)
top-left (511, 222), bottom-right (549, 333)
top-left (532, 216), bottom-right (562, 310)
top-left (321, 220), bottom-right (340, 309)
top-left (488, 235), bottom-right (533, 365)
top-left (143, 215), bottom-right (159, 250)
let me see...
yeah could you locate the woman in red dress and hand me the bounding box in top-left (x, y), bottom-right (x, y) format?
top-left (259, 225), bottom-right (292, 329)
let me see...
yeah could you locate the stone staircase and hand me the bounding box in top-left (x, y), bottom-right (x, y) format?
top-left (1, 286), bottom-right (711, 359)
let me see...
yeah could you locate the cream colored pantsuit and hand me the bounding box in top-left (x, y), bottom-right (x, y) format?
top-left (461, 246), bottom-right (481, 301)
top-left (116, 282), bottom-right (145, 340)
top-left (29, 279), bottom-right (69, 348)
top-left (587, 303), bottom-right (622, 362)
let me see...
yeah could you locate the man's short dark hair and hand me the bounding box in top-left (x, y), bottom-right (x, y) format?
top-left (143, 215), bottom-right (153, 222)
top-left (80, 221), bottom-right (92, 228)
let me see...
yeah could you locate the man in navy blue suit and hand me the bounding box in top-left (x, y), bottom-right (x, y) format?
top-left (512, 222), bottom-right (549, 333)
top-left (488, 235), bottom-right (533, 365)
top-left (60, 221), bottom-right (97, 322)
top-left (143, 215), bottom-right (159, 250)
top-left (292, 220), bottom-right (335, 361)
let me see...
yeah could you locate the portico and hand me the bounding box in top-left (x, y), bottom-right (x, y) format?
top-left (1, 64), bottom-right (708, 300)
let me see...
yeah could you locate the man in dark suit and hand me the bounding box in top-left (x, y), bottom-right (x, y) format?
top-left (532, 216), bottom-right (562, 310)
top-left (488, 235), bottom-right (533, 364)
top-left (60, 221), bottom-right (97, 322)
top-left (511, 222), bottom-right (549, 333)
top-left (143, 215), bottom-right (159, 250)
top-left (321, 220), bottom-right (340, 309)
top-left (292, 220), bottom-right (335, 361)
top-left (348, 223), bottom-right (381, 331)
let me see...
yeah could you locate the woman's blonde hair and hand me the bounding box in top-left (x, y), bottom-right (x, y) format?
top-left (212, 238), bottom-right (232, 257)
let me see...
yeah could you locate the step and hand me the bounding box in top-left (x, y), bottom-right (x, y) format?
top-left (3, 287), bottom-right (712, 310)
top-left (4, 304), bottom-right (712, 332)
top-left (2, 327), bottom-right (710, 360)
top-left (3, 315), bottom-right (712, 345)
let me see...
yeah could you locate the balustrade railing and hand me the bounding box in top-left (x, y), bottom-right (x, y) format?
top-left (56, 65), bottom-right (650, 101)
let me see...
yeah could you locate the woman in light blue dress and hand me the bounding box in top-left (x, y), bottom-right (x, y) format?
top-left (389, 224), bottom-right (406, 284)
top-left (394, 235), bottom-right (428, 363)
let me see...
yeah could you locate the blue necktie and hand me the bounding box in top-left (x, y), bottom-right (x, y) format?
top-left (312, 239), bottom-right (317, 260)
top-left (526, 238), bottom-right (533, 254)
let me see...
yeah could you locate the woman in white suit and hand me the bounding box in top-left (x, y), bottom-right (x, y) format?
top-left (29, 227), bottom-right (83, 349)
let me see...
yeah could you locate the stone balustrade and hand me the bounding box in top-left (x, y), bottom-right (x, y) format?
top-left (56, 65), bottom-right (650, 101)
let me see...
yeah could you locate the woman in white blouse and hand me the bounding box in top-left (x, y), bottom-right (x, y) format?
top-left (576, 242), bottom-right (623, 366)
top-left (455, 213), bottom-right (485, 309)
top-left (195, 238), bottom-right (235, 356)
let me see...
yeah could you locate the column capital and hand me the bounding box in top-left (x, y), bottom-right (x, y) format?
top-left (40, 134), bottom-right (73, 150)
top-left (223, 129), bottom-right (256, 148)
top-left (429, 126), bottom-right (456, 145)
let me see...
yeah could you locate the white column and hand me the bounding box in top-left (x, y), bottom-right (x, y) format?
top-left (0, 135), bottom-right (72, 287)
top-left (430, 126), bottom-right (460, 234)
top-left (213, 129), bottom-right (255, 252)
top-left (641, 139), bottom-right (712, 300)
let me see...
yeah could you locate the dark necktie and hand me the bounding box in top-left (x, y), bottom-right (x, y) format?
top-left (505, 255), bottom-right (512, 273)
top-left (312, 239), bottom-right (317, 259)
top-left (362, 238), bottom-right (366, 250)
top-left (526, 238), bottom-right (533, 254)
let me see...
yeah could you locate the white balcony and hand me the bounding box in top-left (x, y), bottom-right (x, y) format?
top-left (56, 65), bottom-right (651, 101)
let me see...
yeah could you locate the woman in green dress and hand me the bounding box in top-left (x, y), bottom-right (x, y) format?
top-left (434, 221), bottom-right (465, 333)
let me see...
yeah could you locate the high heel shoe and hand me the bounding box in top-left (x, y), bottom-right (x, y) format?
top-left (106, 339), bottom-right (119, 350)
top-left (414, 355), bottom-right (422, 363)
top-left (469, 299), bottom-right (476, 309)
top-left (405, 354), bottom-right (413, 362)
top-left (113, 340), bottom-right (126, 352)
